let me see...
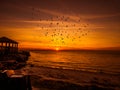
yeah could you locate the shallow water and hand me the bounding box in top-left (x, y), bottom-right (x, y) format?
top-left (27, 50), bottom-right (120, 74)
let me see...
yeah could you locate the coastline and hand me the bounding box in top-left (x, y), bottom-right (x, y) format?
top-left (21, 65), bottom-right (120, 90)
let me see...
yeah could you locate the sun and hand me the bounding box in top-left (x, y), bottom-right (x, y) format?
top-left (55, 47), bottom-right (60, 51)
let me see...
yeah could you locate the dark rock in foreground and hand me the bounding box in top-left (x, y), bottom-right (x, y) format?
top-left (0, 70), bottom-right (32, 90)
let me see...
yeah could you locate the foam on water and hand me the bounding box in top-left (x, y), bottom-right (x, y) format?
top-left (27, 50), bottom-right (120, 74)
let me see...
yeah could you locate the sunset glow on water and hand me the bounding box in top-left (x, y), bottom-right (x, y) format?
top-left (28, 50), bottom-right (120, 74)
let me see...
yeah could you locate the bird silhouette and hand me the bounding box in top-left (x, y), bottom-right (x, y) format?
top-left (31, 7), bottom-right (91, 46)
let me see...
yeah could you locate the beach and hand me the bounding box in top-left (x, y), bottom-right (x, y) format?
top-left (21, 65), bottom-right (120, 90)
top-left (19, 50), bottom-right (120, 90)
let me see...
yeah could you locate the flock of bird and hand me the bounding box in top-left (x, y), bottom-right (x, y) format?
top-left (31, 7), bottom-right (90, 46)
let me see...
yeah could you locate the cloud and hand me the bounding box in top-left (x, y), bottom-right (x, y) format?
top-left (80, 13), bottom-right (120, 19)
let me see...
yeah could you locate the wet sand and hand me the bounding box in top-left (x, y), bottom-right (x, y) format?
top-left (21, 66), bottom-right (120, 90)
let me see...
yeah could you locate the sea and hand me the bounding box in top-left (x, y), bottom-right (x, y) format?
top-left (27, 50), bottom-right (120, 75)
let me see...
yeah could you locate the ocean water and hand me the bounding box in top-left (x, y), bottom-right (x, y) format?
top-left (27, 50), bottom-right (120, 74)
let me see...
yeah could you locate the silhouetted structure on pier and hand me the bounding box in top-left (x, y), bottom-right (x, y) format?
top-left (0, 37), bottom-right (18, 55)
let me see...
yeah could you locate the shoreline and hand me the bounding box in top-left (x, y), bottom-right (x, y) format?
top-left (21, 65), bottom-right (120, 90)
top-left (27, 65), bottom-right (120, 75)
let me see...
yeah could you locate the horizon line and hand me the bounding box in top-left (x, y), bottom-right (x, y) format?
top-left (19, 47), bottom-right (120, 51)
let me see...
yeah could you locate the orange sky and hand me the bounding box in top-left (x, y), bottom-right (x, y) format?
top-left (0, 0), bottom-right (120, 50)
